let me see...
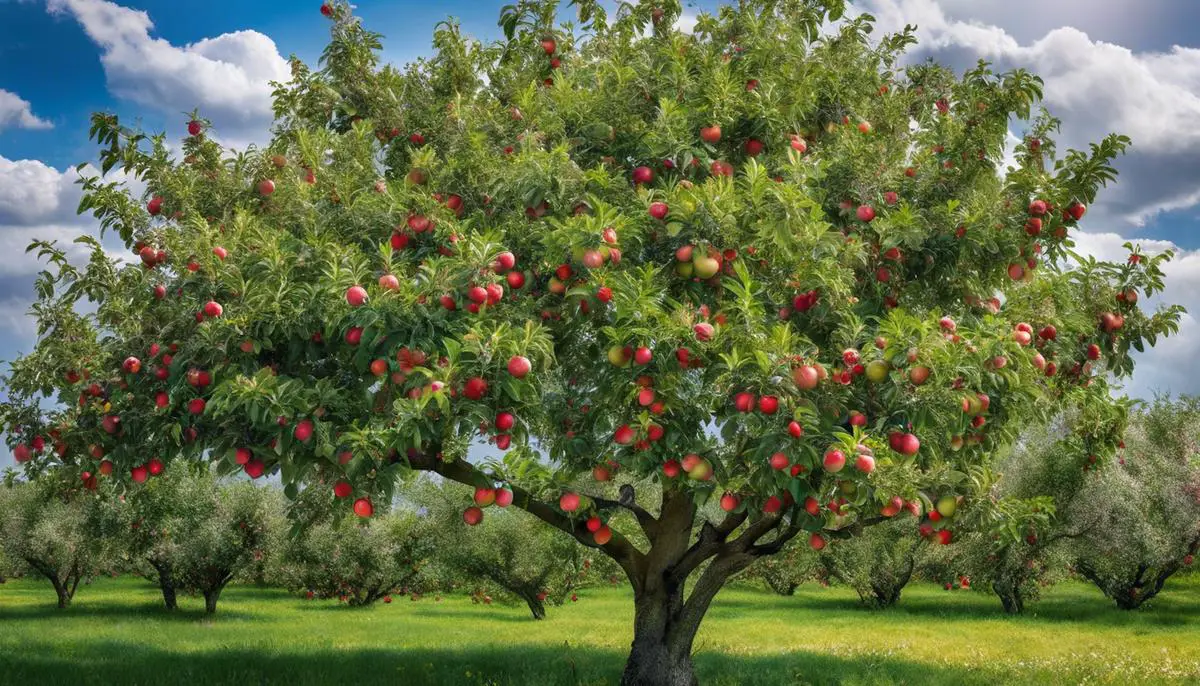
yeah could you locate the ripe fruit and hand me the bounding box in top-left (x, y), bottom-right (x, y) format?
top-left (258, 179), bottom-right (276, 196)
top-left (648, 202), bottom-right (669, 220)
top-left (508, 355), bottom-right (532, 378)
top-left (757, 395), bottom-right (779, 415)
top-left (1028, 199), bottom-right (1048, 216)
top-left (909, 365), bottom-right (930, 385)
top-left (1086, 344), bottom-right (1101, 360)
top-left (1067, 201), bottom-right (1087, 221)
top-left (346, 285), bottom-right (368, 307)
top-left (856, 205), bottom-right (876, 222)
top-left (720, 492), bottom-right (740, 512)
top-left (762, 496), bottom-right (782, 513)
top-left (809, 533), bottom-right (827, 551)
top-left (494, 487), bottom-right (513, 507)
top-left (474, 487), bottom-right (496, 507)
top-left (353, 498), bottom-right (374, 518)
top-left (593, 465), bottom-right (612, 482)
top-left (213, 246), bottom-right (227, 260)
top-left (823, 449), bottom-right (846, 473)
top-left (614, 425), bottom-right (635, 445)
top-left (131, 465), bottom-right (149, 483)
top-left (345, 327), bottom-right (363, 346)
top-left (464, 377), bottom-right (489, 400)
top-left (378, 274), bottom-right (400, 290)
top-left (793, 365), bottom-right (819, 390)
top-left (594, 526), bottom-right (613, 545)
top-left (13, 444), bottom-right (31, 463)
top-left (187, 398), bottom-right (206, 415)
top-left (699, 125), bottom-right (722, 143)
top-left (632, 166), bottom-right (654, 185)
top-left (693, 323), bottom-right (714, 341)
top-left (123, 356), bottom-right (142, 374)
top-left (744, 138), bottom-right (764, 156)
top-left (662, 459), bottom-right (681, 478)
top-left (147, 196), bottom-right (163, 216)
top-left (939, 317), bottom-right (956, 333)
top-left (155, 392), bottom-right (169, 408)
top-left (790, 135), bottom-right (807, 153)
top-left (495, 412), bottom-right (515, 432)
top-left (633, 347), bottom-right (652, 365)
top-left (769, 452), bottom-right (789, 470)
top-left (787, 421), bottom-right (803, 438)
top-left (459, 506), bottom-right (483, 525)
top-left (892, 432), bottom-right (920, 456)
top-left (203, 301), bottom-right (223, 318)
top-left (370, 359), bottom-right (388, 376)
top-left (294, 419), bottom-right (314, 442)
top-left (559, 492), bottom-right (580, 512)
top-left (235, 447), bottom-right (252, 465)
top-left (854, 453), bottom-right (875, 473)
top-left (334, 481), bottom-right (352, 498)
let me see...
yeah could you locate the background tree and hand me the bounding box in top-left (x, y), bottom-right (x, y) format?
top-left (1072, 396), bottom-right (1200, 609)
top-left (171, 483), bottom-right (276, 614)
top-left (416, 479), bottom-right (613, 619)
top-left (742, 537), bottom-right (824, 596)
top-left (822, 517), bottom-right (925, 607)
top-left (103, 463), bottom-right (223, 610)
top-left (0, 479), bottom-right (117, 608)
top-left (0, 0), bottom-right (1183, 682)
top-left (274, 509), bottom-right (430, 606)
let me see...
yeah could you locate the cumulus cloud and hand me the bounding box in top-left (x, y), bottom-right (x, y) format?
top-left (857, 0), bottom-right (1200, 228)
top-left (0, 89), bottom-right (52, 131)
top-left (46, 0), bottom-right (289, 146)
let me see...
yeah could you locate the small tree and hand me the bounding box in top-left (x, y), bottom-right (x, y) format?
top-left (823, 517), bottom-right (924, 607)
top-left (171, 482), bottom-right (276, 614)
top-left (0, 0), bottom-right (1184, 681)
top-left (0, 479), bottom-right (115, 608)
top-left (275, 510), bottom-right (430, 605)
top-left (103, 463), bottom-right (222, 610)
top-left (418, 480), bottom-right (604, 619)
top-left (742, 539), bottom-right (823, 596)
top-left (1072, 396), bottom-right (1200, 609)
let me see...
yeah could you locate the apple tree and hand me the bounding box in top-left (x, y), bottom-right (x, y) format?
top-left (0, 0), bottom-right (1184, 681)
top-left (1072, 396), bottom-right (1200, 609)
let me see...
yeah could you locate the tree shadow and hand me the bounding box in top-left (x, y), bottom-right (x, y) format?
top-left (0, 642), bottom-right (1008, 686)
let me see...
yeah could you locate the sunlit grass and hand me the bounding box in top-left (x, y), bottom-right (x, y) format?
top-left (0, 574), bottom-right (1197, 684)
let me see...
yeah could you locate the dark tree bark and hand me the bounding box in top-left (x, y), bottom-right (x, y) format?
top-left (408, 452), bottom-right (863, 686)
top-left (203, 588), bottom-right (222, 615)
top-left (51, 577), bottom-right (72, 609)
top-left (151, 560), bottom-right (178, 611)
top-left (993, 578), bottom-right (1025, 614)
top-left (518, 590), bottom-right (547, 620)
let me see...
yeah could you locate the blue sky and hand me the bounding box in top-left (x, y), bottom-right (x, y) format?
top-left (2, 0), bottom-right (1200, 468)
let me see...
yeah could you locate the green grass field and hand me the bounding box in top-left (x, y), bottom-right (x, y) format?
top-left (0, 575), bottom-right (1197, 685)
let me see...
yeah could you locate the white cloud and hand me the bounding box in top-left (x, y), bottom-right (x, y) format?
top-left (0, 157), bottom-right (73, 225)
top-left (0, 90), bottom-right (52, 131)
top-left (46, 0), bottom-right (289, 145)
top-left (857, 0), bottom-right (1200, 227)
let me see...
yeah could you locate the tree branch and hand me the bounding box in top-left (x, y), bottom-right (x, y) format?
top-left (667, 510), bottom-right (749, 584)
top-left (409, 452), bottom-right (644, 575)
top-left (588, 483), bottom-right (657, 536)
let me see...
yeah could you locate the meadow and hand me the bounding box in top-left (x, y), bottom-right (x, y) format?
top-left (0, 575), bottom-right (1197, 685)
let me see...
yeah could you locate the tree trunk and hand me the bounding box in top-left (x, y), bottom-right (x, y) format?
top-left (152, 562), bottom-right (177, 611)
top-left (203, 588), bottom-right (221, 615)
top-left (51, 578), bottom-right (72, 609)
top-left (519, 591), bottom-right (546, 620)
top-left (621, 586), bottom-right (697, 686)
top-left (994, 580), bottom-right (1024, 614)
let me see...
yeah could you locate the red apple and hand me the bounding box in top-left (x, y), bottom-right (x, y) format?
top-left (559, 492), bottom-right (580, 512)
top-left (823, 449), bottom-right (846, 472)
top-left (346, 285), bottom-right (368, 307)
top-left (353, 498), bottom-right (374, 518)
top-left (334, 481), bottom-right (352, 498)
top-left (508, 355), bottom-right (532, 378)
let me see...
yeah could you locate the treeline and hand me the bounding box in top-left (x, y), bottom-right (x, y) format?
top-left (0, 475), bottom-right (618, 616)
top-left (744, 396), bottom-right (1200, 612)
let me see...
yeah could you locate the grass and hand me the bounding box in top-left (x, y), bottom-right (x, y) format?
top-left (0, 575), bottom-right (1198, 685)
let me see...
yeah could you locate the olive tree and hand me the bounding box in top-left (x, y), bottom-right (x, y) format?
top-left (0, 0), bottom-right (1183, 682)
top-left (0, 479), bottom-right (117, 608)
top-left (823, 517), bottom-right (925, 607)
top-left (274, 510), bottom-right (430, 605)
top-left (1072, 396), bottom-right (1200, 609)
